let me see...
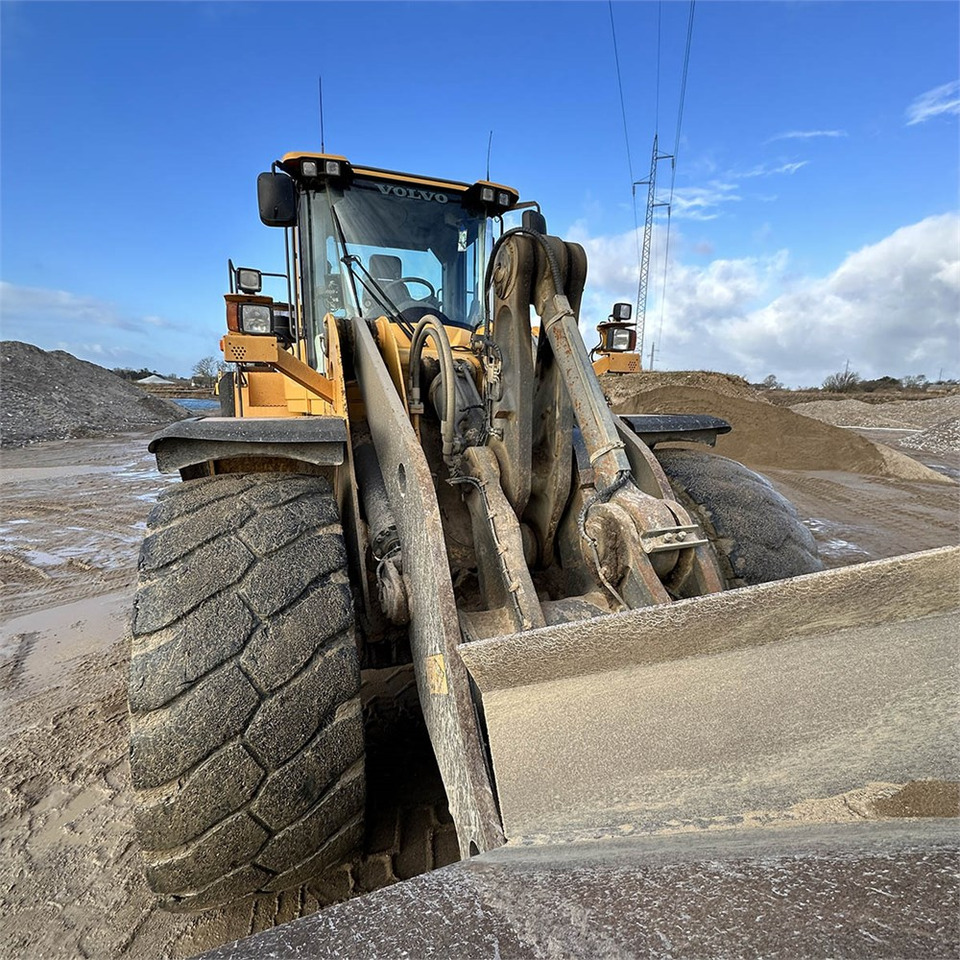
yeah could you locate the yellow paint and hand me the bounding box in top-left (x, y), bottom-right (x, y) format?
top-left (375, 317), bottom-right (409, 407)
top-left (593, 353), bottom-right (641, 375)
top-left (425, 654), bottom-right (449, 695)
top-left (323, 313), bottom-right (349, 419)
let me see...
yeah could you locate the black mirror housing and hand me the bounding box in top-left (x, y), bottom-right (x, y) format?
top-left (257, 172), bottom-right (297, 227)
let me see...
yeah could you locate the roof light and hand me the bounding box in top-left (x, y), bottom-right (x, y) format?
top-left (324, 160), bottom-right (342, 176)
top-left (481, 186), bottom-right (495, 203)
top-left (498, 192), bottom-right (510, 206)
top-left (302, 160), bottom-right (319, 177)
top-left (612, 302), bottom-right (632, 321)
top-left (236, 268), bottom-right (262, 294)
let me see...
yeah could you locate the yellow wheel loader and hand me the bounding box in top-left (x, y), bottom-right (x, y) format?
top-left (129, 154), bottom-right (958, 920)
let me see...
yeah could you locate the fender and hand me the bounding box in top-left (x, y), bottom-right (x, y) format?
top-left (619, 413), bottom-right (732, 448)
top-left (147, 416), bottom-right (347, 475)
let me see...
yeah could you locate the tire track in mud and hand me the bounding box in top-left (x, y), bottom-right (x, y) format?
top-left (762, 469), bottom-right (960, 568)
top-left (1, 617), bottom-right (457, 959)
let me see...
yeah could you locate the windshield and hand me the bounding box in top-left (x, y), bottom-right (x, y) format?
top-left (301, 178), bottom-right (488, 336)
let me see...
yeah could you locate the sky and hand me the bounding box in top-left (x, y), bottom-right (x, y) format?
top-left (1, 0), bottom-right (958, 388)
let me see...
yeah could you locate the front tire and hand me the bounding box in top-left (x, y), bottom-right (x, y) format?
top-left (655, 448), bottom-right (822, 588)
top-left (128, 473), bottom-right (364, 910)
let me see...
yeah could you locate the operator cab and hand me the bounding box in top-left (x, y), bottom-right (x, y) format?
top-left (262, 155), bottom-right (518, 361)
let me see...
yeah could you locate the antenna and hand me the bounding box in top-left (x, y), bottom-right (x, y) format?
top-left (318, 76), bottom-right (326, 152)
top-left (486, 130), bottom-right (493, 181)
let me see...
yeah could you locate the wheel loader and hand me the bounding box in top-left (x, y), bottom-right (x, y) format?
top-left (129, 153), bottom-right (959, 921)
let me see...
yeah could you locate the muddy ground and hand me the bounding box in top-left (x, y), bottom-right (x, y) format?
top-left (1, 420), bottom-right (958, 959)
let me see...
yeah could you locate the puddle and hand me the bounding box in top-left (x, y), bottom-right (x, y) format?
top-left (803, 518), bottom-right (872, 563)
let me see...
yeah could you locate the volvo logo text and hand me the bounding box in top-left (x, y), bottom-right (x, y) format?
top-left (376, 184), bottom-right (448, 204)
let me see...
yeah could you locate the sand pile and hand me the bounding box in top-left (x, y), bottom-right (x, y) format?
top-left (791, 395), bottom-right (960, 429)
top-left (899, 417), bottom-right (960, 456)
top-left (602, 371), bottom-right (949, 483)
top-left (603, 370), bottom-right (760, 407)
top-left (1, 341), bottom-right (188, 447)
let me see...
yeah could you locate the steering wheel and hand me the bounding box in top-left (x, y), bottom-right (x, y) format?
top-left (397, 277), bottom-right (437, 301)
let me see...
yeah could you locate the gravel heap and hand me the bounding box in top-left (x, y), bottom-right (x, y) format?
top-left (1, 341), bottom-right (189, 447)
top-left (899, 417), bottom-right (960, 456)
top-left (791, 396), bottom-right (960, 429)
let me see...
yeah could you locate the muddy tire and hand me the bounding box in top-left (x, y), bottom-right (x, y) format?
top-left (128, 473), bottom-right (364, 910)
top-left (655, 448), bottom-right (822, 588)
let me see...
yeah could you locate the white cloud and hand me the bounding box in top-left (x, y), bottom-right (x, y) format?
top-left (662, 159), bottom-right (808, 222)
top-left (905, 80), bottom-right (960, 126)
top-left (766, 130), bottom-right (847, 142)
top-left (0, 281), bottom-right (193, 374)
top-left (571, 214), bottom-right (960, 387)
top-left (667, 181), bottom-right (740, 221)
top-left (740, 160), bottom-right (809, 178)
top-left (0, 282), bottom-right (141, 332)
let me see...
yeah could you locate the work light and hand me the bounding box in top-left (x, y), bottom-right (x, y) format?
top-left (606, 326), bottom-right (636, 352)
top-left (236, 268), bottom-right (262, 294)
top-left (239, 303), bottom-right (273, 335)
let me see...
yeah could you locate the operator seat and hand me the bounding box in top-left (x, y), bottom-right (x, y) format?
top-left (364, 254), bottom-right (411, 315)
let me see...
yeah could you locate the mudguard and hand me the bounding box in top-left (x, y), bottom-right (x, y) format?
top-left (147, 416), bottom-right (347, 474)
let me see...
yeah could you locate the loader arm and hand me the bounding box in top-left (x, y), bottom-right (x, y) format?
top-left (485, 228), bottom-right (723, 611)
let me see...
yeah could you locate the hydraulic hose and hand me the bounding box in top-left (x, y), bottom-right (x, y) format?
top-left (408, 315), bottom-right (458, 464)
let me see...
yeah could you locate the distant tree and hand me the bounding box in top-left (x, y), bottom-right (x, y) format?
top-left (760, 374), bottom-right (785, 390)
top-left (859, 375), bottom-right (901, 393)
top-left (112, 366), bottom-right (158, 381)
top-left (192, 356), bottom-right (224, 384)
top-left (900, 374), bottom-right (928, 391)
top-left (822, 368), bottom-right (862, 393)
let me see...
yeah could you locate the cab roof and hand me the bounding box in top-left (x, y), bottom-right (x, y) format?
top-left (279, 152), bottom-right (520, 208)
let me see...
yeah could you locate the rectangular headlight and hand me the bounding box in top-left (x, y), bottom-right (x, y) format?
top-left (239, 302), bottom-right (273, 335)
top-left (236, 268), bottom-right (262, 294)
top-left (598, 323), bottom-right (637, 353)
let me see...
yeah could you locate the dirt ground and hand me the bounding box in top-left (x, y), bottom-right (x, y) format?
top-left (0, 435), bottom-right (457, 959)
top-left (1, 408), bottom-right (959, 958)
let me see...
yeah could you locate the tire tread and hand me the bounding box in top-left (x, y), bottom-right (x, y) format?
top-left (655, 448), bottom-right (822, 588)
top-left (129, 474), bottom-right (364, 910)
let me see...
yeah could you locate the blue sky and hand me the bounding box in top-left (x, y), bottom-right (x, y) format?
top-left (2, 0), bottom-right (958, 387)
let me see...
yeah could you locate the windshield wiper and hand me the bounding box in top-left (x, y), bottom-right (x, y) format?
top-left (343, 255), bottom-right (418, 341)
top-left (328, 202), bottom-right (417, 340)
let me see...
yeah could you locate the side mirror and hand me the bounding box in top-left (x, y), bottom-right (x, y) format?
top-left (257, 172), bottom-right (297, 228)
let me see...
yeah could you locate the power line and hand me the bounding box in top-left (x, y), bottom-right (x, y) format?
top-left (655, 1), bottom-right (662, 135)
top-left (608, 0), bottom-right (644, 338)
top-left (655, 0), bottom-right (696, 362)
top-left (608, 0), bottom-right (635, 185)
